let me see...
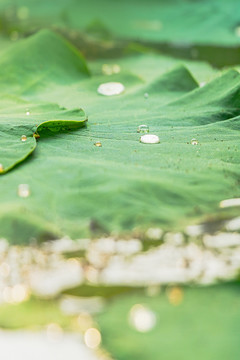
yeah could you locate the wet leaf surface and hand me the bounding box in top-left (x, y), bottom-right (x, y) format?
top-left (0, 30), bottom-right (240, 242)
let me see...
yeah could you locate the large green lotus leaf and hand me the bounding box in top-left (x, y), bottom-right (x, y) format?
top-left (0, 30), bottom-right (216, 99)
top-left (0, 29), bottom-right (90, 95)
top-left (0, 30), bottom-right (240, 243)
top-left (0, 30), bottom-right (89, 173)
top-left (0, 98), bottom-right (87, 174)
top-left (1, 0), bottom-right (240, 46)
top-left (96, 283), bottom-right (240, 360)
top-left (89, 54), bottom-right (216, 85)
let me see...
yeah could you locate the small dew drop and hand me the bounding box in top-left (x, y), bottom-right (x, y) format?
top-left (26, 109), bottom-right (30, 116)
top-left (21, 135), bottom-right (27, 142)
top-left (140, 134), bottom-right (160, 144)
top-left (137, 124), bottom-right (149, 134)
top-left (94, 141), bottom-right (102, 147)
top-left (97, 82), bottom-right (125, 96)
top-left (144, 92), bottom-right (149, 99)
top-left (199, 82), bottom-right (206, 88)
top-left (191, 138), bottom-right (198, 145)
top-left (18, 184), bottom-right (30, 198)
top-left (0, 164), bottom-right (3, 173)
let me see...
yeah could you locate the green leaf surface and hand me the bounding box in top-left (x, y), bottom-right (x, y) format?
top-left (0, 99), bottom-right (87, 174)
top-left (0, 29), bottom-right (90, 94)
top-left (0, 30), bottom-right (89, 174)
top-left (1, 30), bottom-right (240, 243)
top-left (96, 283), bottom-right (240, 360)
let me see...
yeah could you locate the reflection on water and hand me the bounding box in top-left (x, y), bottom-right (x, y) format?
top-left (0, 226), bottom-right (240, 359)
top-left (0, 226), bottom-right (240, 305)
top-left (0, 330), bottom-right (100, 360)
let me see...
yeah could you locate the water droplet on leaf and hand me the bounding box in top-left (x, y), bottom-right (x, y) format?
top-left (97, 82), bottom-right (125, 96)
top-left (137, 125), bottom-right (149, 134)
top-left (26, 109), bottom-right (30, 116)
top-left (191, 138), bottom-right (198, 145)
top-left (18, 184), bottom-right (30, 198)
top-left (0, 164), bottom-right (3, 173)
top-left (144, 92), bottom-right (149, 99)
top-left (94, 141), bottom-right (102, 147)
top-left (140, 134), bottom-right (160, 144)
top-left (21, 135), bottom-right (27, 142)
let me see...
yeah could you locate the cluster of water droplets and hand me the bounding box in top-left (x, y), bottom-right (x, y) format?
top-left (137, 124), bottom-right (159, 144)
top-left (3, 79), bottom-right (199, 191)
top-left (96, 81), bottom-right (200, 146)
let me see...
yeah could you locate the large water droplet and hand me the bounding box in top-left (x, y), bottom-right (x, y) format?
top-left (137, 124), bottom-right (149, 134)
top-left (21, 135), bottom-right (27, 142)
top-left (97, 82), bottom-right (125, 96)
top-left (18, 184), bottom-right (30, 198)
top-left (94, 141), bottom-right (102, 147)
top-left (140, 134), bottom-right (160, 144)
top-left (191, 138), bottom-right (198, 145)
